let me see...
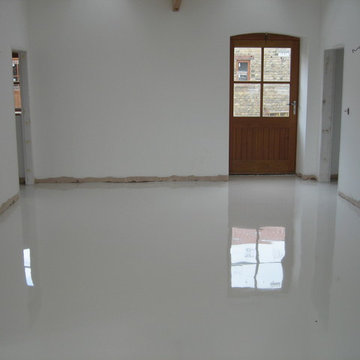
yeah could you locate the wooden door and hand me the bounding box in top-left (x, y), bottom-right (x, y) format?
top-left (229, 33), bottom-right (300, 174)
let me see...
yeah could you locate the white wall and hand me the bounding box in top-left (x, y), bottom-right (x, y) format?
top-left (27, 0), bottom-right (323, 179)
top-left (321, 0), bottom-right (360, 201)
top-left (0, 0), bottom-right (28, 207)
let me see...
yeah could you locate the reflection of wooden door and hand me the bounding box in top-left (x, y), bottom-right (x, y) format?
top-left (229, 33), bottom-right (300, 174)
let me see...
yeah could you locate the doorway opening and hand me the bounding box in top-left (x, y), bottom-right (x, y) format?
top-left (12, 51), bottom-right (34, 185)
top-left (318, 48), bottom-right (344, 183)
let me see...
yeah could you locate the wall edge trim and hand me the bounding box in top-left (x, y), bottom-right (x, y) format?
top-left (338, 192), bottom-right (360, 209)
top-left (35, 175), bottom-right (229, 184)
top-left (0, 193), bottom-right (20, 216)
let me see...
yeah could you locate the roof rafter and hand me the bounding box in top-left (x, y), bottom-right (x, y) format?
top-left (172, 0), bottom-right (182, 11)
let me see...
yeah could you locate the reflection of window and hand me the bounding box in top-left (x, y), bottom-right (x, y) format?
top-left (12, 54), bottom-right (22, 113)
top-left (230, 226), bottom-right (285, 290)
top-left (237, 60), bottom-right (250, 81)
top-left (23, 248), bottom-right (34, 287)
top-left (12, 57), bottom-right (20, 84)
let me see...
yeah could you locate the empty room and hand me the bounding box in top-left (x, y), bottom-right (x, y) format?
top-left (0, 0), bottom-right (360, 359)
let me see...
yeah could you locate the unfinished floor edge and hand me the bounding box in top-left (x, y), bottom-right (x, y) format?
top-left (35, 175), bottom-right (229, 184)
top-left (0, 193), bottom-right (20, 216)
top-left (296, 173), bottom-right (318, 181)
top-left (338, 192), bottom-right (360, 209)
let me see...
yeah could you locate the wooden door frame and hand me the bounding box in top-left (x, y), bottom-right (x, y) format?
top-left (229, 33), bottom-right (300, 175)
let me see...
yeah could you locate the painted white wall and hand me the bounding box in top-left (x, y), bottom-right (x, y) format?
top-left (321, 0), bottom-right (360, 201)
top-left (27, 0), bottom-right (322, 179)
top-left (0, 0), bottom-right (28, 207)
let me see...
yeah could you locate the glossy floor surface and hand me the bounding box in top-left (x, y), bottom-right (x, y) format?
top-left (1, 177), bottom-right (360, 360)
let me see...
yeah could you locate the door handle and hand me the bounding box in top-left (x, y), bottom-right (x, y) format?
top-left (287, 101), bottom-right (297, 115)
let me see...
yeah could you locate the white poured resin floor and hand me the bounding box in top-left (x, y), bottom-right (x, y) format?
top-left (0, 177), bottom-right (359, 360)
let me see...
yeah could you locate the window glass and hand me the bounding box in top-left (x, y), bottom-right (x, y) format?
top-left (234, 47), bottom-right (261, 82)
top-left (263, 84), bottom-right (290, 117)
top-left (233, 84), bottom-right (261, 117)
top-left (264, 48), bottom-right (291, 82)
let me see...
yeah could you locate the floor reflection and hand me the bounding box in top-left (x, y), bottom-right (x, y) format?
top-left (2, 178), bottom-right (359, 360)
top-left (230, 226), bottom-right (285, 290)
top-left (23, 248), bottom-right (34, 287)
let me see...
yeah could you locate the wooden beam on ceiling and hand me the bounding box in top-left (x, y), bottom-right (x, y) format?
top-left (172, 0), bottom-right (182, 11)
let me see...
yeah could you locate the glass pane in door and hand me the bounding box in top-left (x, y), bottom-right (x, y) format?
top-left (234, 84), bottom-right (261, 117)
top-left (234, 48), bottom-right (262, 81)
top-left (264, 48), bottom-right (291, 82)
top-left (263, 84), bottom-right (290, 117)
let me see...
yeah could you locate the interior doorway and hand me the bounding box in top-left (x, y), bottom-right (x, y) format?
top-left (318, 48), bottom-right (344, 183)
top-left (12, 51), bottom-right (34, 185)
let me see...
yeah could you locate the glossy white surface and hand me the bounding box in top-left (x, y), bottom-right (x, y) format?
top-left (0, 177), bottom-right (359, 360)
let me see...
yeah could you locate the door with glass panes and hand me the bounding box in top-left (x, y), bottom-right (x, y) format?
top-left (229, 33), bottom-right (299, 174)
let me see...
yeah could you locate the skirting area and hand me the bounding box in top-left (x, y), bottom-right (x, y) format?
top-left (296, 173), bottom-right (318, 181)
top-left (0, 193), bottom-right (19, 215)
top-left (1, 178), bottom-right (358, 219)
top-left (35, 175), bottom-right (229, 184)
top-left (339, 192), bottom-right (360, 209)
